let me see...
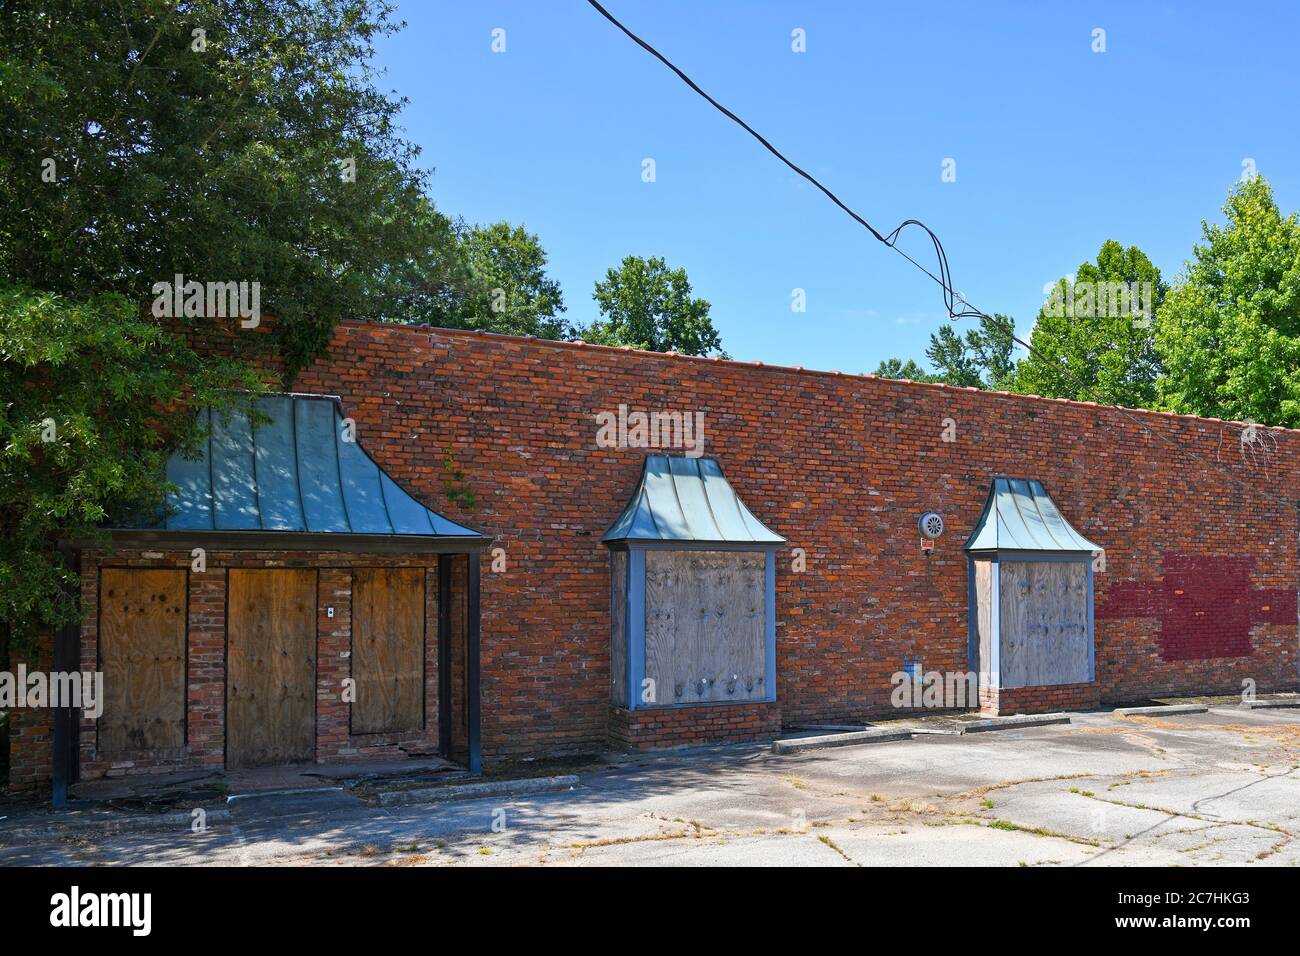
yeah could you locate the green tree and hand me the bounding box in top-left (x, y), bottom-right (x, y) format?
top-left (0, 0), bottom-right (458, 652)
top-left (447, 222), bottom-right (570, 339)
top-left (872, 358), bottom-right (935, 382)
top-left (0, 0), bottom-right (469, 376)
top-left (1156, 177), bottom-right (1300, 426)
top-left (582, 256), bottom-right (726, 356)
top-left (1011, 241), bottom-right (1165, 408)
top-left (925, 325), bottom-right (987, 389)
top-left (0, 284), bottom-right (257, 654)
top-left (873, 315), bottom-right (1015, 389)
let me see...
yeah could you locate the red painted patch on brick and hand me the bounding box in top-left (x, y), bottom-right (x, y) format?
top-left (1097, 554), bottom-right (1296, 660)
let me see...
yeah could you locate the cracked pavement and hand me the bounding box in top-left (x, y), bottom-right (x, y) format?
top-left (3, 705), bottom-right (1299, 866)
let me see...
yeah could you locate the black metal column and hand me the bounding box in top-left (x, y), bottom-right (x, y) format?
top-left (467, 550), bottom-right (482, 776)
top-left (437, 554), bottom-right (452, 758)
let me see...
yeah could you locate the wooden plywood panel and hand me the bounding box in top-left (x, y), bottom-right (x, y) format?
top-left (643, 551), bottom-right (766, 707)
top-left (99, 569), bottom-right (187, 752)
top-left (644, 553), bottom-right (681, 706)
top-left (610, 551), bottom-right (628, 707)
top-left (227, 569), bottom-right (317, 768)
top-left (352, 568), bottom-right (425, 733)
top-left (998, 561), bottom-right (1090, 688)
top-left (974, 560), bottom-right (993, 681)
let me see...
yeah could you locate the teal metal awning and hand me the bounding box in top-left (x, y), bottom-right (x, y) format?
top-left (965, 477), bottom-right (1099, 554)
top-left (121, 394), bottom-right (483, 540)
top-left (602, 455), bottom-right (785, 545)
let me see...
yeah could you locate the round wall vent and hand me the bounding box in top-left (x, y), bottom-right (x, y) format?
top-left (918, 512), bottom-right (945, 538)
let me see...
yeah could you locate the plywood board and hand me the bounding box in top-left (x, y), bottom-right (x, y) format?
top-left (99, 569), bottom-right (187, 751)
top-left (227, 569), bottom-right (317, 768)
top-left (974, 560), bottom-right (993, 681)
top-left (998, 561), bottom-right (1090, 688)
top-left (643, 550), bottom-right (766, 706)
top-left (352, 568), bottom-right (425, 733)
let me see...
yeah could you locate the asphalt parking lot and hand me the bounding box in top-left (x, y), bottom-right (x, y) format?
top-left (3, 704), bottom-right (1299, 866)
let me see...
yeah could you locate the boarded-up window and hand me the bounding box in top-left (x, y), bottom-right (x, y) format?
top-left (99, 569), bottom-right (187, 752)
top-left (352, 568), bottom-right (425, 733)
top-left (997, 560), bottom-right (1090, 687)
top-left (644, 550), bottom-right (767, 706)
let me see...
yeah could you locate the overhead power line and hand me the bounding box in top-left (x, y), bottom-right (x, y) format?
top-left (584, 0), bottom-right (1295, 516)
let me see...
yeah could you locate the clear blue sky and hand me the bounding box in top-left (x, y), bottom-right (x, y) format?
top-left (375, 1), bottom-right (1299, 374)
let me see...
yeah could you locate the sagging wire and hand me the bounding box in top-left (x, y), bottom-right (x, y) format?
top-left (584, 0), bottom-right (1298, 515)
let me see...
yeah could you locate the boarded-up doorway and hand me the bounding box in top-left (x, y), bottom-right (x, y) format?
top-left (99, 569), bottom-right (187, 751)
top-left (227, 569), bottom-right (317, 768)
top-left (352, 568), bottom-right (425, 733)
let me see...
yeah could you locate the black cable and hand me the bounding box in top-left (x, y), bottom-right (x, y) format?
top-left (585, 0), bottom-right (982, 320)
top-left (585, 0), bottom-right (1296, 516)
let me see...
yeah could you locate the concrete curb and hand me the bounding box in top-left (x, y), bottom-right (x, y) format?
top-left (0, 806), bottom-right (231, 841)
top-left (787, 723), bottom-right (872, 733)
top-left (376, 774), bottom-right (579, 807)
top-left (772, 728), bottom-right (913, 754)
top-left (226, 786), bottom-right (343, 804)
top-left (1114, 704), bottom-right (1209, 716)
top-left (1240, 698), bottom-right (1300, 710)
top-left (961, 714), bottom-right (1072, 733)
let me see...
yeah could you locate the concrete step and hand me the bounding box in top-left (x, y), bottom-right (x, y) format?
top-left (1114, 704), bottom-right (1209, 716)
top-left (962, 713), bottom-right (1072, 733)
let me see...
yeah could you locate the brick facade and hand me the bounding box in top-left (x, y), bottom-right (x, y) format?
top-left (979, 681), bottom-right (1102, 716)
top-left (609, 702), bottom-right (783, 750)
top-left (5, 645), bottom-right (52, 792)
top-left (286, 323), bottom-right (1296, 754)
top-left (6, 319), bottom-right (1300, 791)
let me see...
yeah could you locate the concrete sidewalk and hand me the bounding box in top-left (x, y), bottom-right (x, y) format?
top-left (3, 704), bottom-right (1298, 866)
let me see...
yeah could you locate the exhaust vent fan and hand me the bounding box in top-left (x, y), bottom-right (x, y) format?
top-left (918, 512), bottom-right (945, 539)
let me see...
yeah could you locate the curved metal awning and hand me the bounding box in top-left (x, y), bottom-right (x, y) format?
top-left (116, 394), bottom-right (485, 544)
top-left (965, 477), bottom-right (1099, 554)
top-left (602, 455), bottom-right (785, 545)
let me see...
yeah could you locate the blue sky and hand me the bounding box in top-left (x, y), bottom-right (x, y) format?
top-left (376, 1), bottom-right (1299, 374)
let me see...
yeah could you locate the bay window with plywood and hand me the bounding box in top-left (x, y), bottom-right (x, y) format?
top-left (604, 456), bottom-right (782, 711)
top-left (966, 478), bottom-right (1101, 695)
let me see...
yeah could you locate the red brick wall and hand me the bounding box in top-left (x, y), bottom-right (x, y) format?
top-left (980, 682), bottom-right (1101, 716)
top-left (8, 318), bottom-right (1300, 787)
top-left (609, 702), bottom-right (782, 750)
top-left (5, 643), bottom-right (53, 792)
top-left (283, 322), bottom-right (1299, 756)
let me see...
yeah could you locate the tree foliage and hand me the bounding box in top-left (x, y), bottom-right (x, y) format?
top-left (0, 0), bottom-right (470, 375)
top-left (1011, 240), bottom-right (1165, 407)
top-left (0, 284), bottom-right (258, 652)
top-left (926, 314), bottom-right (1017, 390)
top-left (876, 314), bottom-right (1015, 389)
top-left (445, 222), bottom-right (570, 339)
top-left (871, 357), bottom-right (934, 382)
top-left (1156, 177), bottom-right (1300, 426)
top-left (582, 255), bottom-right (726, 357)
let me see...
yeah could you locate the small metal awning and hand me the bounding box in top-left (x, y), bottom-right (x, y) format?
top-left (965, 477), bottom-right (1099, 554)
top-left (114, 394), bottom-right (485, 548)
top-left (602, 455), bottom-right (785, 545)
